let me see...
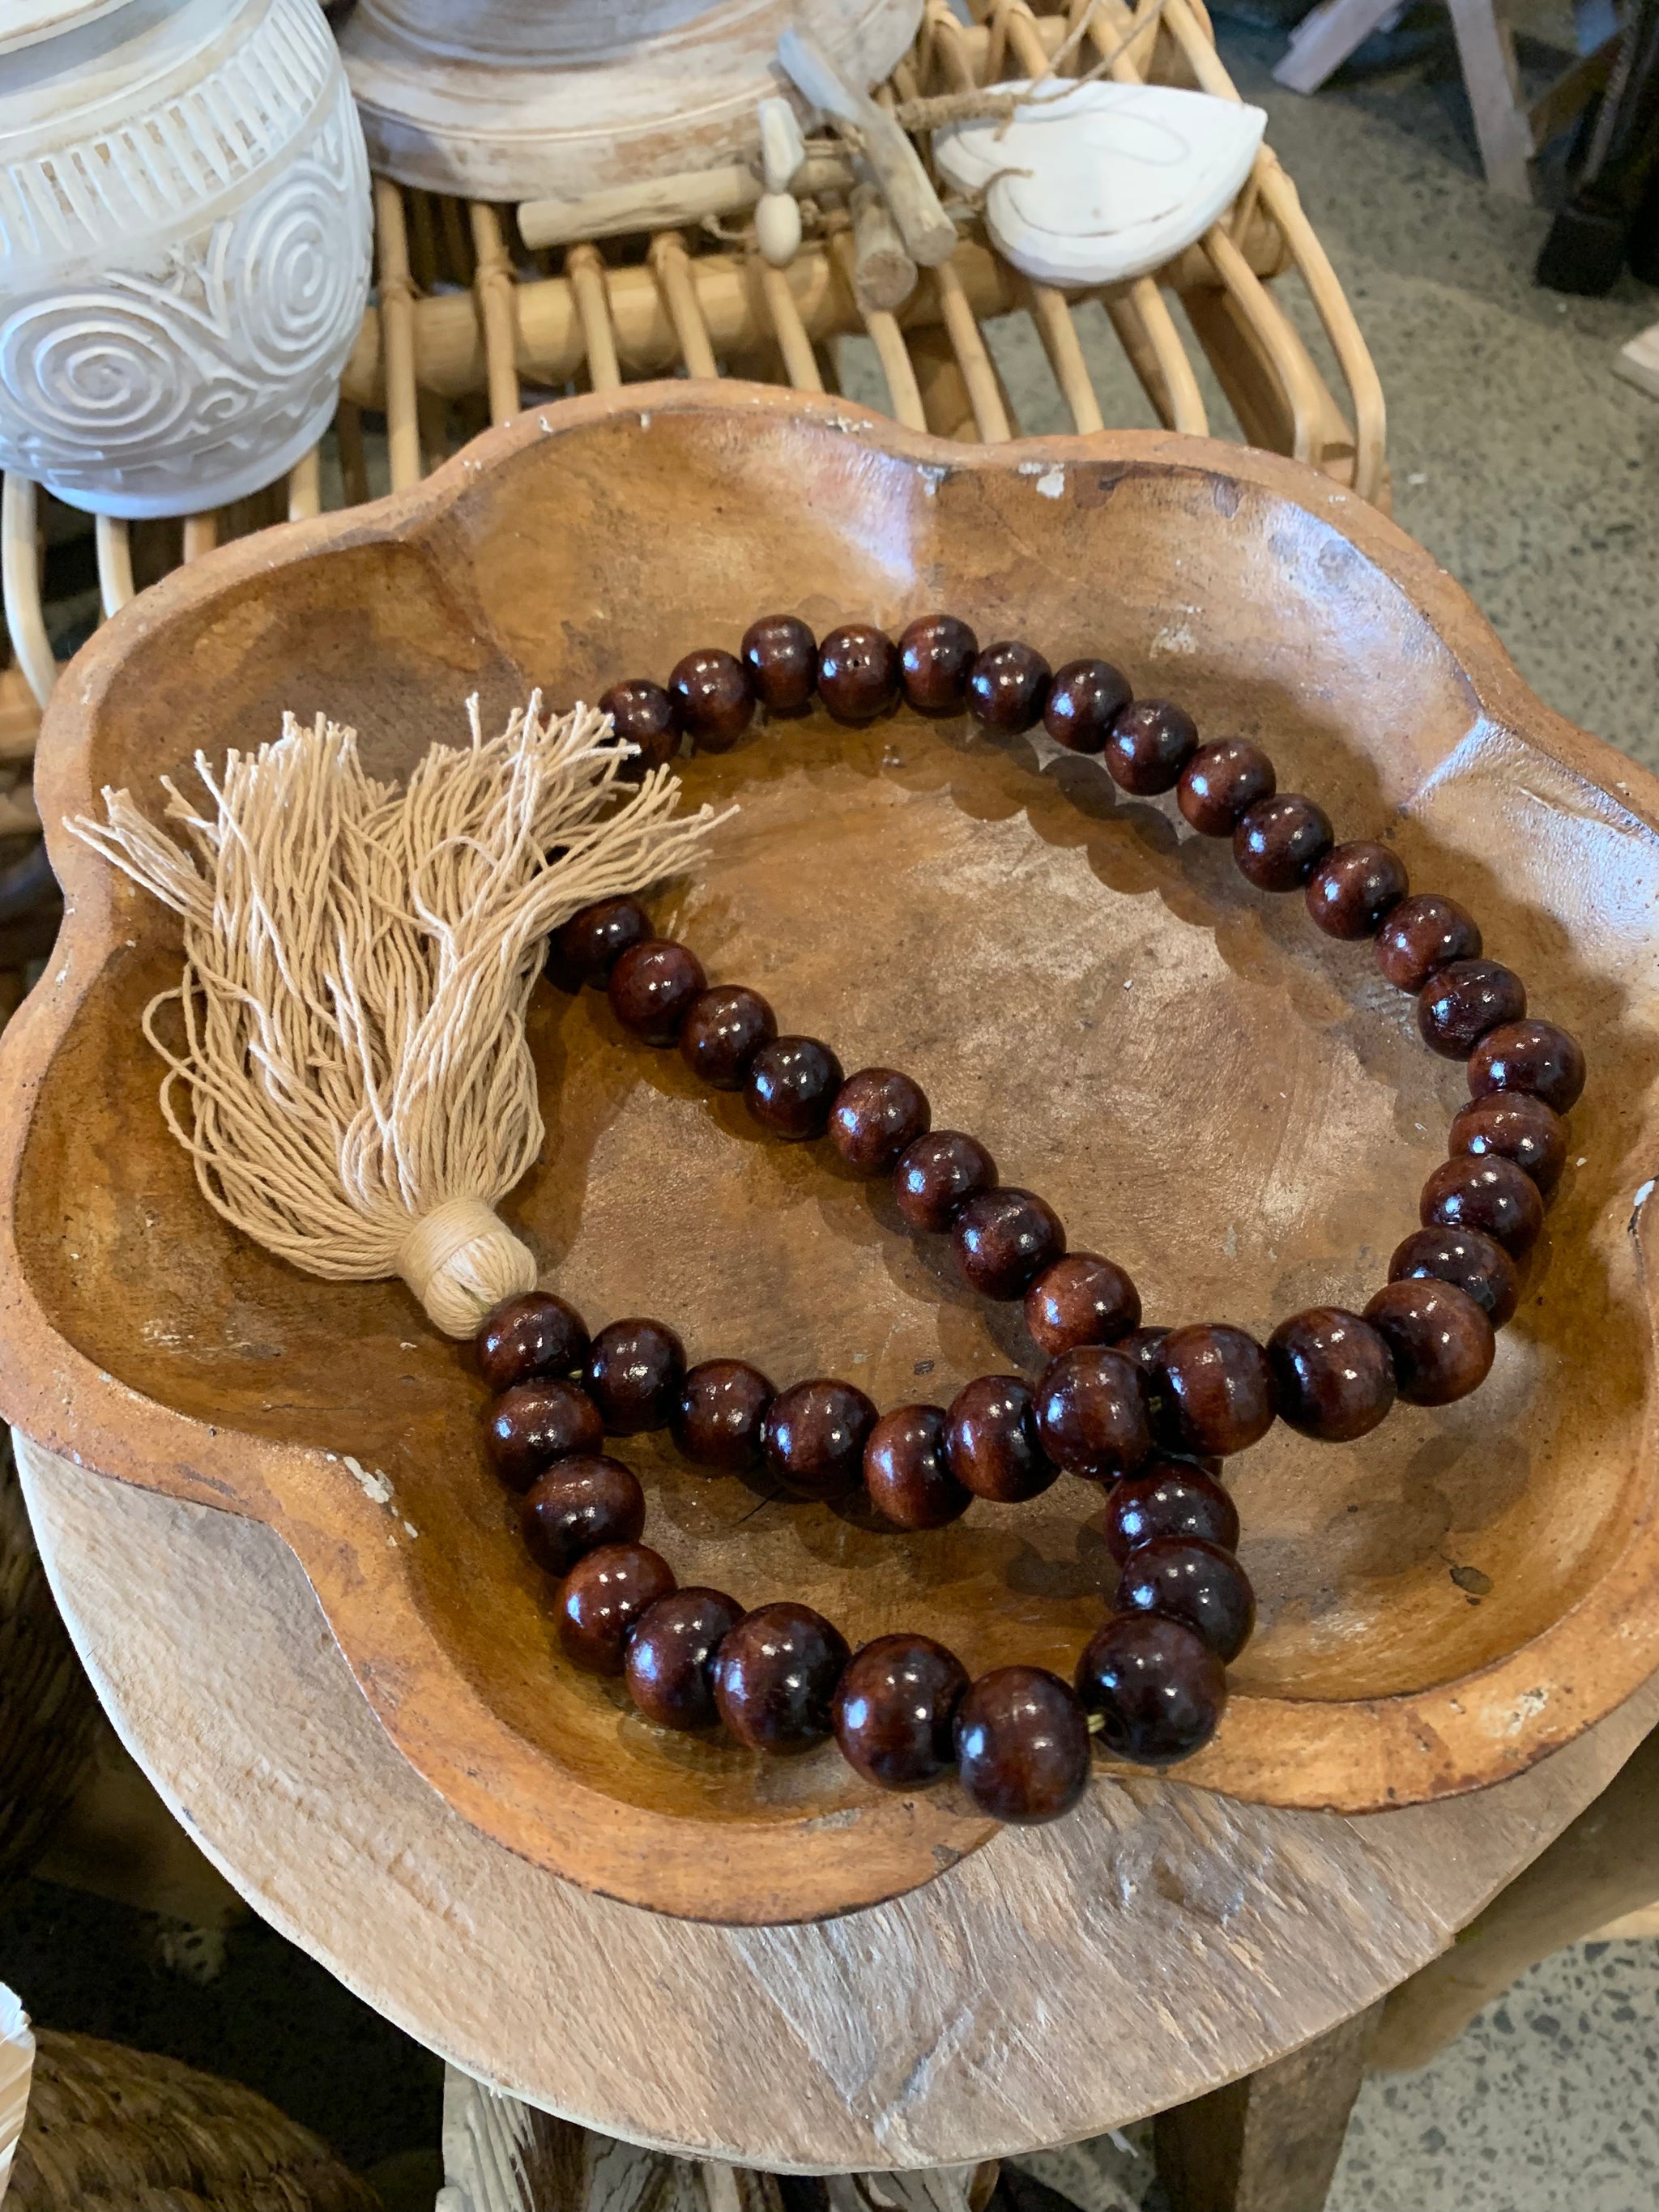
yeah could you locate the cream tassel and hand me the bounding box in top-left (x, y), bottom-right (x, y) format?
top-left (68, 695), bottom-right (725, 1337)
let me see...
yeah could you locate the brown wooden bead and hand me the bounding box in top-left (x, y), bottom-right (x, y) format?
top-left (1233, 794), bottom-right (1333, 890)
top-left (1178, 738), bottom-right (1275, 836)
top-left (1023, 1252), bottom-right (1141, 1357)
top-left (945, 1375), bottom-right (1054, 1502)
top-left (1115, 1536), bottom-right (1255, 1662)
top-left (966, 641), bottom-right (1051, 733)
top-left (833, 1634), bottom-right (970, 1789)
top-left (817, 623), bottom-right (899, 723)
top-left (1266, 1306), bottom-right (1396, 1443)
top-left (1034, 1346), bottom-right (1152, 1481)
top-left (667, 647), bottom-right (753, 750)
top-left (1388, 1225), bottom-right (1520, 1329)
top-left (1363, 1278), bottom-right (1495, 1405)
top-left (893, 1129), bottom-right (997, 1231)
top-left (1304, 841), bottom-right (1408, 940)
top-left (1043, 659), bottom-right (1132, 752)
top-left (829, 1068), bottom-right (931, 1174)
top-left (558, 1542), bottom-right (676, 1675)
top-left (714, 1601), bottom-right (851, 1750)
top-left (740, 614), bottom-right (817, 714)
top-left (1152, 1324), bottom-right (1277, 1456)
top-left (953, 1187), bottom-right (1065, 1298)
top-left (672, 1359), bottom-right (774, 1471)
top-left (487, 1378), bottom-right (606, 1490)
top-left (598, 681), bottom-right (679, 776)
top-left (1120, 1324), bottom-right (1171, 1374)
top-left (863, 1404), bottom-right (970, 1529)
top-left (1468, 1018), bottom-right (1585, 1115)
top-left (1418, 959), bottom-right (1527, 1059)
top-left (521, 1454), bottom-right (645, 1575)
top-left (584, 1319), bottom-right (685, 1434)
top-left (745, 1034), bottom-right (845, 1140)
top-left (761, 1378), bottom-right (877, 1498)
top-left (607, 939), bottom-right (706, 1045)
top-left (1421, 1154), bottom-right (1543, 1258)
top-left (898, 613), bottom-right (979, 714)
top-left (1075, 1613), bottom-right (1226, 1767)
top-left (1098, 1460), bottom-right (1239, 1566)
top-left (548, 896), bottom-right (652, 991)
top-left (678, 984), bottom-right (776, 1089)
top-left (625, 1587), bottom-right (744, 1730)
top-left (476, 1291), bottom-right (591, 1395)
top-left (1106, 699), bottom-right (1198, 795)
top-left (953, 1666), bottom-right (1091, 1824)
top-left (1375, 893), bottom-right (1482, 992)
top-left (1450, 1092), bottom-right (1566, 1196)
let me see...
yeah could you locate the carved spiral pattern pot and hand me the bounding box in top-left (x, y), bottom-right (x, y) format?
top-left (0, 0), bottom-right (372, 518)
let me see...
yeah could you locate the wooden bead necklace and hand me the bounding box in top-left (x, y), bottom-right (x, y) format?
top-left (475, 612), bottom-right (1586, 1831)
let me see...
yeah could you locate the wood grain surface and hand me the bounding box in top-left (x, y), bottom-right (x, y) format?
top-left (3, 387), bottom-right (1657, 1924)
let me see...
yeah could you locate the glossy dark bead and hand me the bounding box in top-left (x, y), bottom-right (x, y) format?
top-left (672, 1359), bottom-right (775, 1471)
top-left (1233, 794), bottom-right (1333, 891)
top-left (1375, 893), bottom-right (1482, 992)
top-left (1024, 1252), bottom-right (1141, 1357)
top-left (1418, 959), bottom-right (1527, 1060)
top-left (607, 938), bottom-right (707, 1045)
top-left (1178, 738), bottom-right (1275, 836)
top-left (598, 681), bottom-right (679, 776)
top-left (864, 1404), bottom-right (970, 1530)
top-left (1075, 1613), bottom-right (1226, 1766)
top-left (1389, 1225), bottom-right (1520, 1329)
top-left (1115, 1536), bottom-right (1255, 1661)
top-left (745, 1035), bottom-right (844, 1140)
top-left (584, 1318), bottom-right (686, 1434)
top-left (893, 1129), bottom-right (997, 1232)
top-left (1266, 1306), bottom-right (1396, 1443)
top-left (953, 1187), bottom-right (1065, 1298)
top-left (1363, 1279), bottom-right (1495, 1405)
top-left (1468, 1019), bottom-right (1585, 1115)
top-left (953, 1666), bottom-right (1092, 1824)
top-left (476, 1291), bottom-right (591, 1394)
top-left (1098, 1460), bottom-right (1239, 1566)
top-left (521, 1454), bottom-right (645, 1575)
top-left (1034, 1346), bottom-right (1152, 1481)
top-left (966, 641), bottom-right (1051, 733)
top-left (761, 1378), bottom-right (877, 1498)
top-left (945, 1375), bottom-right (1055, 1502)
top-left (833, 1634), bottom-right (970, 1789)
top-left (1450, 1092), bottom-right (1566, 1196)
top-left (1152, 1325), bottom-right (1277, 1457)
top-left (678, 983), bottom-right (776, 1089)
top-left (714, 1601), bottom-right (851, 1751)
top-left (1421, 1154), bottom-right (1543, 1258)
top-left (1120, 1324), bottom-right (1171, 1375)
top-left (740, 614), bottom-right (817, 714)
top-left (898, 613), bottom-right (979, 714)
top-left (667, 646), bottom-right (753, 751)
top-left (625, 1586), bottom-right (744, 1731)
top-left (829, 1067), bottom-right (931, 1174)
top-left (1106, 698), bottom-right (1198, 795)
top-left (1305, 841), bottom-right (1408, 940)
top-left (487, 1379), bottom-right (605, 1490)
top-left (1043, 658), bottom-right (1132, 753)
top-left (817, 622), bottom-right (899, 723)
top-left (548, 897), bottom-right (651, 989)
top-left (558, 1542), bottom-right (676, 1676)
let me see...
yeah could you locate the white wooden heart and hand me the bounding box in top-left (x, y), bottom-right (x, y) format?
top-left (932, 79), bottom-right (1266, 287)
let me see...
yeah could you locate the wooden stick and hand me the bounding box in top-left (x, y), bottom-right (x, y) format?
top-left (828, 230), bottom-right (927, 428)
top-left (851, 182), bottom-right (918, 313)
top-left (181, 514), bottom-right (217, 562)
top-left (519, 159), bottom-right (851, 251)
top-left (287, 447), bottom-right (322, 522)
top-left (470, 201), bottom-right (522, 425)
top-left (95, 514), bottom-right (135, 618)
top-left (758, 262), bottom-right (825, 391)
top-left (1024, 279), bottom-right (1106, 433)
top-left (567, 245), bottom-right (622, 390)
top-left (373, 178), bottom-right (422, 492)
top-left (928, 259), bottom-right (1011, 439)
top-left (650, 235), bottom-right (719, 380)
top-left (778, 26), bottom-right (957, 266)
top-left (1, 476), bottom-right (54, 710)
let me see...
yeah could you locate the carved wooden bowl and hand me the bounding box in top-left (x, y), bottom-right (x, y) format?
top-left (3, 386), bottom-right (1657, 1925)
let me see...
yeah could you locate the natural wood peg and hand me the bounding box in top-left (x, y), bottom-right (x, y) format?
top-left (851, 182), bottom-right (918, 313)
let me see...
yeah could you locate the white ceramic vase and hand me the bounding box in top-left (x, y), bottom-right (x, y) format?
top-left (0, 0), bottom-right (373, 518)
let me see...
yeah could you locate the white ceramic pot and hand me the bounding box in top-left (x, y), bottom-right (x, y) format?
top-left (0, 0), bottom-right (372, 518)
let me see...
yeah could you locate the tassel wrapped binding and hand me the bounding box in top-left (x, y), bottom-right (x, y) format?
top-left (68, 696), bottom-right (725, 1337)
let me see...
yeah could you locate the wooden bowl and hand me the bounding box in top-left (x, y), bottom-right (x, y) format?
top-left (3, 385), bottom-right (1657, 1926)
